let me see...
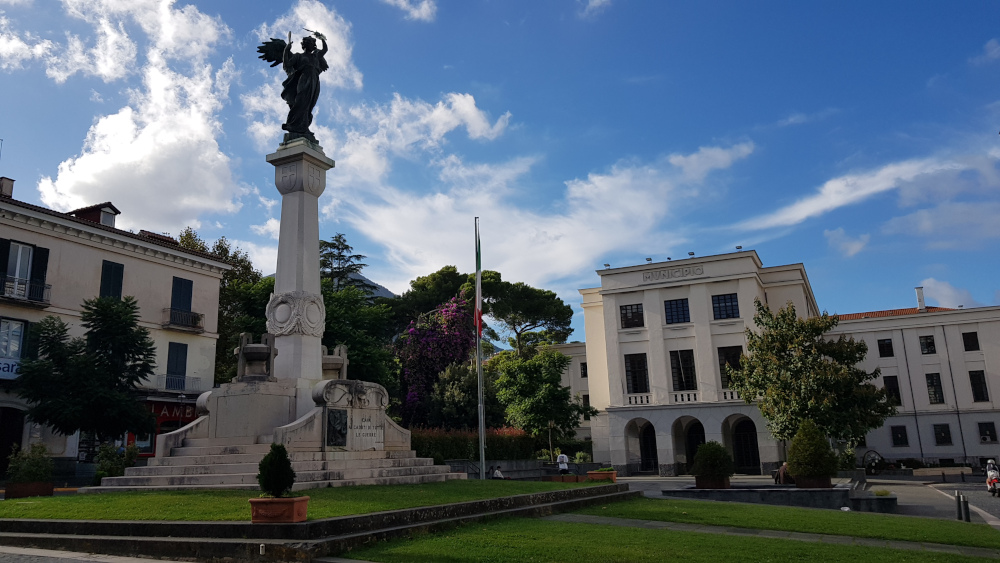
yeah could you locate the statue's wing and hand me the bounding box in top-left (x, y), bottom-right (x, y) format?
top-left (256, 38), bottom-right (286, 67)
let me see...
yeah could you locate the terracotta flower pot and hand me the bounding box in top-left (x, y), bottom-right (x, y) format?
top-left (694, 475), bottom-right (731, 489)
top-left (794, 476), bottom-right (832, 489)
top-left (587, 471), bottom-right (617, 483)
top-left (249, 496), bottom-right (309, 523)
top-left (5, 481), bottom-right (54, 500)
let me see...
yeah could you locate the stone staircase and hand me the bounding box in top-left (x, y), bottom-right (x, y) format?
top-left (83, 436), bottom-right (466, 493)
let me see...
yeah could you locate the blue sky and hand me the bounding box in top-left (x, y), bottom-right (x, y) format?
top-left (2, 0), bottom-right (1000, 341)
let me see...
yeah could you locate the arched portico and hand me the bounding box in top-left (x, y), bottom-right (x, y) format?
top-left (624, 418), bottom-right (659, 474)
top-left (671, 416), bottom-right (705, 474)
top-left (722, 414), bottom-right (761, 474)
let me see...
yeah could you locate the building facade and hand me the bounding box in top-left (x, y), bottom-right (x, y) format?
top-left (550, 342), bottom-right (591, 440)
top-left (572, 250), bottom-right (1000, 475)
top-left (0, 177), bottom-right (228, 475)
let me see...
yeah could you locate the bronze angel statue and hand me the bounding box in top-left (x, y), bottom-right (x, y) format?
top-left (257, 30), bottom-right (329, 144)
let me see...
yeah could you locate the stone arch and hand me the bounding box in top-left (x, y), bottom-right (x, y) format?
top-left (722, 413), bottom-right (761, 475)
top-left (624, 418), bottom-right (658, 474)
top-left (671, 416), bottom-right (705, 475)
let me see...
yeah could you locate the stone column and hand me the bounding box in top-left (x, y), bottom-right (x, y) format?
top-left (265, 140), bottom-right (335, 396)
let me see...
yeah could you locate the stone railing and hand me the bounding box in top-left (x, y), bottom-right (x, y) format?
top-left (625, 393), bottom-right (652, 406)
top-left (670, 391), bottom-right (699, 404)
top-left (719, 390), bottom-right (742, 401)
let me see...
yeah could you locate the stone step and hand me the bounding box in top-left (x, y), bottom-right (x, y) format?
top-left (146, 450), bottom-right (418, 467)
top-left (128, 457), bottom-right (434, 477)
top-left (80, 472), bottom-right (468, 493)
top-left (113, 464), bottom-right (453, 487)
top-left (170, 444), bottom-right (274, 457)
top-left (295, 464), bottom-right (454, 482)
top-left (181, 437), bottom-right (258, 447)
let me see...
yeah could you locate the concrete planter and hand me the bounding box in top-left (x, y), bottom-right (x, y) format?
top-left (794, 476), bottom-right (832, 489)
top-left (4, 481), bottom-right (54, 500)
top-left (249, 496), bottom-right (309, 523)
top-left (587, 471), bottom-right (617, 483)
top-left (694, 476), bottom-right (731, 489)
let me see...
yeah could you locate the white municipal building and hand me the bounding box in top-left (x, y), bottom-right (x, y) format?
top-left (554, 250), bottom-right (1000, 476)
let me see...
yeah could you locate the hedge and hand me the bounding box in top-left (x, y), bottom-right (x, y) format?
top-left (412, 427), bottom-right (536, 461)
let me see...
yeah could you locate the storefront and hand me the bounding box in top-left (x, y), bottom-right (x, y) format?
top-left (128, 399), bottom-right (199, 457)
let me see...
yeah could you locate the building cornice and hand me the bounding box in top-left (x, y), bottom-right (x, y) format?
top-left (829, 306), bottom-right (1000, 332)
top-left (0, 201), bottom-right (230, 277)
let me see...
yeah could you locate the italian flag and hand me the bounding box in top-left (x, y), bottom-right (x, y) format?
top-left (475, 218), bottom-right (483, 337)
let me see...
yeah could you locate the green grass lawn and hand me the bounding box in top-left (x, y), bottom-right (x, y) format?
top-left (0, 480), bottom-right (595, 521)
top-left (351, 519), bottom-right (994, 562)
top-left (578, 497), bottom-right (1000, 549)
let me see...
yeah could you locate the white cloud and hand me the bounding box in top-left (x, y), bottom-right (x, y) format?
top-left (882, 201), bottom-right (1000, 248)
top-left (381, 0), bottom-right (436, 22)
top-left (251, 218), bottom-right (281, 240)
top-left (667, 142), bottom-right (754, 182)
top-left (823, 227), bottom-right (869, 257)
top-left (0, 15), bottom-right (52, 70)
top-left (920, 278), bottom-right (984, 308)
top-left (233, 240), bottom-right (278, 276)
top-left (34, 1), bottom-right (241, 234)
top-left (89, 89), bottom-right (104, 102)
top-left (971, 38), bottom-right (1000, 65)
top-left (736, 157), bottom-right (960, 230)
top-left (776, 108), bottom-right (838, 127)
top-left (580, 0), bottom-right (612, 18)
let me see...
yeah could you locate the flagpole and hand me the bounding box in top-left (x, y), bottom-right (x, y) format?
top-left (475, 217), bottom-right (486, 481)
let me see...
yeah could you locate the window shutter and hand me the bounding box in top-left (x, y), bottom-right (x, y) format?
top-left (171, 277), bottom-right (193, 312)
top-left (0, 239), bottom-right (9, 276)
top-left (167, 342), bottom-right (188, 376)
top-left (100, 261), bottom-right (124, 299)
top-left (670, 351), bottom-right (682, 391)
top-left (28, 247), bottom-right (48, 301)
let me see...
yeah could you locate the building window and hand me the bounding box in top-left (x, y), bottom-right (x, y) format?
top-left (664, 298), bottom-right (690, 324)
top-left (165, 342), bottom-right (188, 391)
top-left (712, 293), bottom-right (740, 320)
top-left (171, 277), bottom-right (193, 311)
top-left (582, 394), bottom-right (590, 420)
top-left (891, 426), bottom-right (909, 447)
top-left (970, 371), bottom-right (989, 403)
top-left (980, 422), bottom-right (998, 443)
top-left (926, 373), bottom-right (944, 404)
top-left (100, 260), bottom-right (124, 299)
top-left (919, 335), bottom-right (936, 355)
top-left (620, 304), bottom-right (644, 329)
top-left (979, 422), bottom-right (998, 443)
top-left (933, 424), bottom-right (952, 446)
top-left (0, 318), bottom-right (25, 360)
top-left (717, 346), bottom-right (742, 389)
top-left (883, 376), bottom-right (902, 407)
top-left (669, 349), bottom-right (697, 391)
top-left (963, 332), bottom-right (981, 352)
top-left (623, 353), bottom-right (650, 394)
top-left (877, 338), bottom-right (894, 358)
top-left (580, 362), bottom-right (588, 379)
top-left (2, 240), bottom-right (48, 301)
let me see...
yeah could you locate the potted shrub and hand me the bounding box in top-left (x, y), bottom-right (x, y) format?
top-left (787, 420), bottom-right (838, 488)
top-left (690, 441), bottom-right (735, 489)
top-left (5, 443), bottom-right (54, 500)
top-left (587, 466), bottom-right (617, 482)
top-left (249, 443), bottom-right (309, 523)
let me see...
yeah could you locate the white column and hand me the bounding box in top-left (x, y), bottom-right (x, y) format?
top-left (264, 140), bottom-right (335, 389)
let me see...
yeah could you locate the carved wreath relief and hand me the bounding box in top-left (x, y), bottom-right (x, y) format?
top-left (265, 291), bottom-right (326, 337)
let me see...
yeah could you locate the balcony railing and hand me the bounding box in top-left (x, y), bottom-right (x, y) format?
top-left (0, 275), bottom-right (50, 305)
top-left (162, 308), bottom-right (204, 333)
top-left (670, 391), bottom-right (699, 404)
top-left (144, 374), bottom-right (204, 393)
top-left (625, 393), bottom-right (652, 405)
top-left (719, 390), bottom-right (742, 401)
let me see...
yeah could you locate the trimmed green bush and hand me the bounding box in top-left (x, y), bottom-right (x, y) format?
top-left (257, 443), bottom-right (296, 498)
top-left (787, 420), bottom-right (838, 478)
top-left (574, 451), bottom-right (592, 463)
top-left (93, 443), bottom-right (140, 484)
top-left (411, 427), bottom-right (536, 461)
top-left (689, 441), bottom-right (735, 478)
top-left (6, 443), bottom-right (53, 483)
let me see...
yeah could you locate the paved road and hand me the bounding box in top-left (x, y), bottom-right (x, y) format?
top-left (0, 547), bottom-right (170, 563)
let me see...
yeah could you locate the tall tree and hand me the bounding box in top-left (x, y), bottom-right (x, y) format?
top-left (394, 296), bottom-right (476, 426)
top-left (490, 347), bottom-right (594, 439)
top-left (319, 233), bottom-right (376, 293)
top-left (465, 272), bottom-right (573, 356)
top-left (321, 282), bottom-right (397, 393)
top-left (427, 362), bottom-right (506, 430)
top-left (17, 297), bottom-right (157, 440)
top-left (379, 265), bottom-right (468, 337)
top-left (728, 299), bottom-right (895, 443)
top-left (177, 228), bottom-right (263, 384)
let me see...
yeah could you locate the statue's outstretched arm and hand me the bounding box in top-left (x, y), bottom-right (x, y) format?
top-left (283, 31), bottom-right (292, 69)
top-left (319, 37), bottom-right (328, 57)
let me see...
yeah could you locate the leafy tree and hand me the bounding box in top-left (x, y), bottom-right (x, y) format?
top-left (728, 299), bottom-right (895, 443)
top-left (177, 228), bottom-right (264, 384)
top-left (490, 348), bottom-right (595, 439)
top-left (464, 272), bottom-right (573, 356)
top-left (319, 233), bottom-right (377, 293)
top-left (321, 282), bottom-right (396, 393)
top-left (17, 297), bottom-right (157, 441)
top-left (427, 362), bottom-right (506, 430)
top-left (394, 296), bottom-right (476, 426)
top-left (379, 265), bottom-right (468, 337)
